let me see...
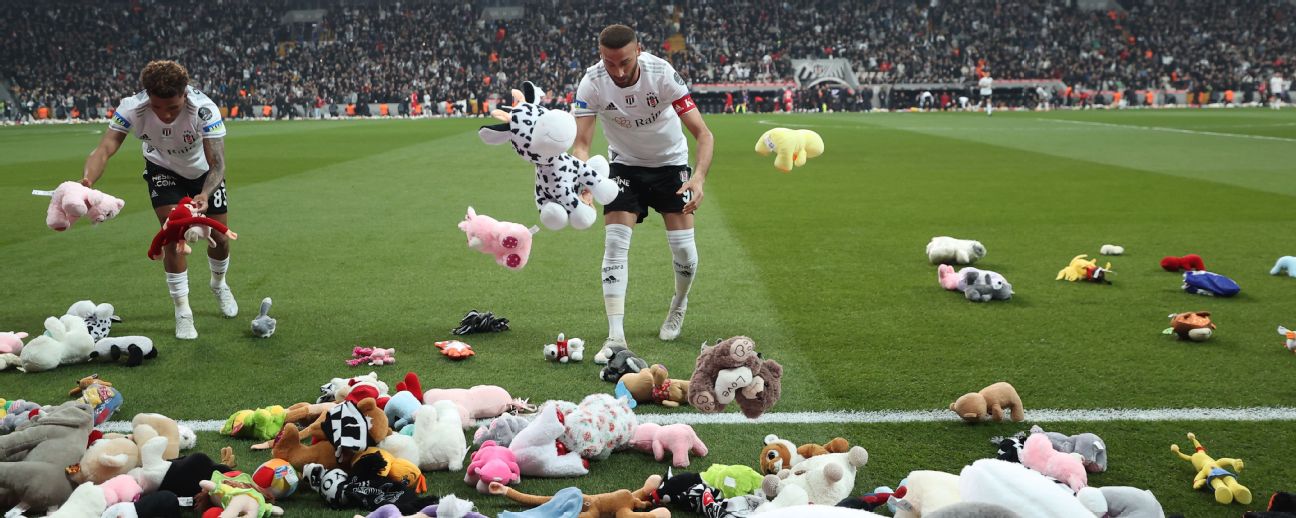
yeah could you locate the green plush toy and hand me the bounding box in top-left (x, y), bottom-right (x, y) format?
top-left (700, 463), bottom-right (765, 499)
top-left (221, 405), bottom-right (286, 441)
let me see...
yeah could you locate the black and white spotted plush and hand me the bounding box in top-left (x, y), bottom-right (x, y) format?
top-left (990, 431), bottom-right (1028, 463)
top-left (90, 336), bottom-right (157, 367)
top-left (66, 300), bottom-right (120, 341)
top-left (479, 81), bottom-right (618, 230)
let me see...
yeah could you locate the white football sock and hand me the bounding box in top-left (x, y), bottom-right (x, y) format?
top-left (209, 256), bottom-right (229, 288)
top-left (166, 271), bottom-right (190, 312)
top-left (602, 224), bottom-right (632, 340)
top-left (666, 228), bottom-right (697, 309)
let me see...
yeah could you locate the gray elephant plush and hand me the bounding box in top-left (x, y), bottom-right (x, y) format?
top-left (959, 268), bottom-right (1013, 302)
top-left (1030, 425), bottom-right (1107, 472)
top-left (472, 413), bottom-right (531, 448)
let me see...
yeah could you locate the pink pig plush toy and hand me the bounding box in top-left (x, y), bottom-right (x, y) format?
top-left (629, 423), bottom-right (709, 468)
top-left (458, 206), bottom-right (539, 270)
top-left (45, 181), bottom-right (125, 231)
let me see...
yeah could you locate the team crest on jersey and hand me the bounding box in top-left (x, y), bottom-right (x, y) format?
top-left (624, 94), bottom-right (635, 106)
top-left (646, 93), bottom-right (659, 108)
top-left (162, 128), bottom-right (172, 137)
top-left (183, 131), bottom-right (196, 145)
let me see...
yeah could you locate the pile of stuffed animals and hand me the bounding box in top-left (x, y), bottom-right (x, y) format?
top-left (0, 300), bottom-right (156, 372)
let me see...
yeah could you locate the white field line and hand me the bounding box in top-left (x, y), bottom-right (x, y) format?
top-left (100, 406), bottom-right (1296, 433)
top-left (1043, 117), bottom-right (1296, 143)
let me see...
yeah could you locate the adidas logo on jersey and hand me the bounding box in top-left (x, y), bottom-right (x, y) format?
top-left (150, 190), bottom-right (158, 198)
top-left (605, 103), bottom-right (616, 111)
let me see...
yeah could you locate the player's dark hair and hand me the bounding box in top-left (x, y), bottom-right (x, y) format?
top-left (599, 24), bottom-right (637, 49)
top-left (141, 60), bottom-right (189, 98)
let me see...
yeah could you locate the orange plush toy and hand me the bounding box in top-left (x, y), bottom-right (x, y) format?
top-left (147, 197), bottom-right (237, 260)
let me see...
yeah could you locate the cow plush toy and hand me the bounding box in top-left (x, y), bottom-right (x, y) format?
top-left (478, 81), bottom-right (618, 231)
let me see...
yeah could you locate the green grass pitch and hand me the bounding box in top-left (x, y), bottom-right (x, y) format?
top-left (3, 108), bottom-right (1296, 517)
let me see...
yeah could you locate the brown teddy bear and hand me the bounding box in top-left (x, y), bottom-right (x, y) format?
top-left (687, 336), bottom-right (783, 419)
top-left (759, 434), bottom-right (850, 475)
top-left (272, 398), bottom-right (390, 470)
top-left (619, 364), bottom-right (690, 408)
top-left (949, 382), bottom-right (1024, 423)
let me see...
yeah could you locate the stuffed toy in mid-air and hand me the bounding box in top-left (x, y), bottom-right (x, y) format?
top-left (754, 127), bottom-right (824, 172)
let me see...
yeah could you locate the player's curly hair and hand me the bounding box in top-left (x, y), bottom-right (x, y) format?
top-left (599, 24), bottom-right (636, 49)
top-left (140, 60), bottom-right (189, 98)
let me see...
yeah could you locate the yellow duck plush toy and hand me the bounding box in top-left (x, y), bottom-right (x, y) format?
top-left (1171, 432), bottom-right (1251, 505)
top-left (755, 128), bottom-right (824, 172)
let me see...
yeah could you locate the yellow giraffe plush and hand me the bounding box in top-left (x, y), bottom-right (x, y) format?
top-left (1170, 432), bottom-right (1251, 505)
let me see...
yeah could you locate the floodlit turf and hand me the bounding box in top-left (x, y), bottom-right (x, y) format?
top-left (2, 108), bottom-right (1295, 517)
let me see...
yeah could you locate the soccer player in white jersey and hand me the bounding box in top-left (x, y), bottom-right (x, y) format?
top-left (570, 25), bottom-right (715, 361)
top-left (79, 60), bottom-right (236, 340)
top-left (978, 72), bottom-right (994, 116)
top-left (1271, 73), bottom-right (1286, 109)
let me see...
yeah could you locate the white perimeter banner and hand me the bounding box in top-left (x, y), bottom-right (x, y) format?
top-left (792, 58), bottom-right (860, 89)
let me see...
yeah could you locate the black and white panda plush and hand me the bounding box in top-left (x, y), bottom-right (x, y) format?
top-left (90, 336), bottom-right (156, 367)
top-left (478, 81), bottom-right (618, 230)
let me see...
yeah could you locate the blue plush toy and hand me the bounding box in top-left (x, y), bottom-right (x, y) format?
top-left (1271, 256), bottom-right (1296, 277)
top-left (1182, 271), bottom-right (1240, 297)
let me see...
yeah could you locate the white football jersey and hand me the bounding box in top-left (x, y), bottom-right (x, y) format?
top-left (978, 76), bottom-right (994, 95)
top-left (1272, 76), bottom-right (1286, 94)
top-left (109, 86), bottom-right (226, 180)
top-left (573, 52), bottom-right (695, 167)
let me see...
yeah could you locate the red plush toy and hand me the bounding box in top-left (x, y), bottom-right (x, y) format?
top-left (1161, 254), bottom-right (1205, 272)
top-left (147, 197), bottom-right (237, 260)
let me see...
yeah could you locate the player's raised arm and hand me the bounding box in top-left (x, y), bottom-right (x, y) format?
top-left (572, 115), bottom-right (596, 162)
top-left (82, 123), bottom-right (128, 187)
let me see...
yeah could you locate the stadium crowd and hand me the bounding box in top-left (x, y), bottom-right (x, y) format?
top-left (3, 0), bottom-right (1293, 120)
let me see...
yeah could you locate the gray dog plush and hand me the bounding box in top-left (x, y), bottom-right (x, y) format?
top-left (959, 268), bottom-right (1013, 302)
top-left (1030, 425), bottom-right (1107, 472)
top-left (598, 344), bottom-right (649, 382)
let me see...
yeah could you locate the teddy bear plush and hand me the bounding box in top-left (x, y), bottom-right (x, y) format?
top-left (760, 435), bottom-right (851, 475)
top-left (487, 476), bottom-right (669, 518)
top-left (758, 447), bottom-right (869, 510)
top-left (69, 435), bottom-right (141, 484)
top-left (45, 181), bottom-right (125, 231)
top-left (688, 336), bottom-right (784, 419)
top-left (949, 382), bottom-right (1024, 423)
top-left (629, 423), bottom-right (708, 468)
top-left (459, 206), bottom-right (539, 270)
top-left (474, 414), bottom-right (531, 448)
top-left (598, 344), bottom-right (650, 382)
top-left (478, 81), bottom-right (619, 231)
top-left (12, 315), bottom-right (95, 372)
top-left (0, 401), bottom-right (94, 513)
top-left (147, 197), bottom-right (237, 260)
top-left (1272, 256), bottom-right (1296, 277)
top-left (755, 127), bottom-right (825, 172)
top-left (555, 394), bottom-right (638, 461)
top-left (1020, 433), bottom-right (1088, 492)
top-left (1164, 311), bottom-right (1216, 342)
top-left (937, 265), bottom-right (1012, 302)
top-left (1161, 254), bottom-right (1206, 272)
top-left (543, 333), bottom-right (584, 363)
top-left (65, 300), bottom-right (120, 341)
top-left (509, 402), bottom-right (588, 478)
top-left (465, 440), bottom-right (521, 493)
top-left (616, 364), bottom-right (690, 408)
top-left (411, 401), bottom-right (467, 471)
top-left (926, 236), bottom-right (987, 265)
top-left (89, 336), bottom-right (157, 367)
top-left (1029, 425), bottom-right (1108, 473)
top-left (274, 398), bottom-right (390, 470)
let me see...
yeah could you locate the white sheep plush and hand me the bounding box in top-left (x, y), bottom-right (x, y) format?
top-left (412, 401), bottom-right (468, 472)
top-left (926, 236), bottom-right (987, 265)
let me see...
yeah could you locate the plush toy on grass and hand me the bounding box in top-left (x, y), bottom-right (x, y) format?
top-left (452, 310), bottom-right (510, 335)
top-left (44, 180), bottom-right (125, 231)
top-left (758, 447), bottom-right (870, 512)
top-left (1171, 432), bottom-right (1251, 505)
top-left (147, 197), bottom-right (237, 260)
top-left (1164, 311), bottom-right (1216, 342)
top-left (926, 236), bottom-right (987, 265)
top-left (436, 340), bottom-right (475, 360)
top-left (616, 364), bottom-right (689, 408)
top-left (459, 206), bottom-right (539, 270)
top-left (487, 476), bottom-right (669, 518)
top-left (0, 331), bottom-right (27, 354)
top-left (1279, 326), bottom-right (1296, 353)
top-left (755, 127), bottom-right (825, 172)
top-left (66, 300), bottom-right (120, 341)
top-left (543, 333), bottom-right (584, 363)
top-left (464, 440), bottom-right (521, 493)
top-left (1020, 433), bottom-right (1088, 492)
top-left (473, 414), bottom-right (531, 448)
top-left (197, 470), bottom-right (285, 517)
top-left (411, 401), bottom-right (468, 472)
top-left (222, 405), bottom-right (287, 442)
top-left (508, 402), bottom-right (589, 477)
top-left (1271, 256), bottom-right (1296, 277)
top-left (1057, 254), bottom-right (1113, 283)
top-left (759, 435), bottom-right (851, 475)
top-left (0, 401), bottom-right (94, 514)
top-left (629, 423), bottom-right (708, 468)
top-left (937, 265), bottom-right (1012, 302)
top-left (598, 344), bottom-right (650, 382)
top-left (1028, 425), bottom-right (1108, 473)
top-left (89, 336), bottom-right (156, 367)
top-left (422, 385), bottom-right (533, 428)
top-left (689, 336), bottom-right (783, 419)
top-left (10, 315), bottom-right (94, 372)
top-left (349, 346), bottom-right (396, 366)
top-left (555, 394), bottom-right (638, 461)
top-left (1100, 244), bottom-right (1124, 256)
top-left (251, 297), bottom-right (277, 338)
top-left (478, 81), bottom-right (619, 231)
top-left (1161, 254), bottom-right (1205, 272)
top-left (949, 382), bottom-right (1024, 423)
top-left (1182, 270), bottom-right (1241, 297)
